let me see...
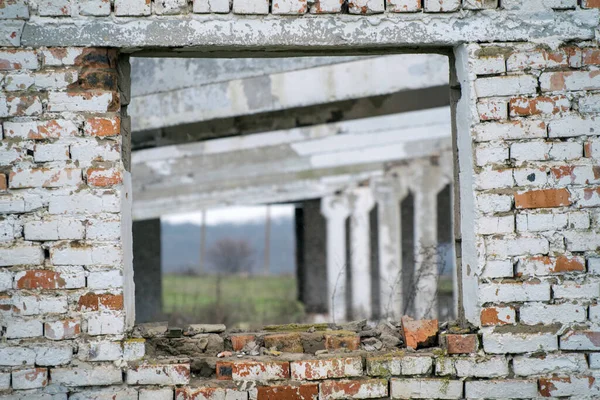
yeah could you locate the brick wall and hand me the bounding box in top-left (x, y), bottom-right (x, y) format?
top-left (1, 0), bottom-right (600, 399)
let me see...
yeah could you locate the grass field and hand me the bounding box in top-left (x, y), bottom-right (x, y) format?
top-left (162, 274), bottom-right (305, 328)
top-left (162, 274), bottom-right (456, 327)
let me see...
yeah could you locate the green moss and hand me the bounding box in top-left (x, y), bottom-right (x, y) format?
top-left (475, 46), bottom-right (514, 58)
top-left (263, 323), bottom-right (330, 332)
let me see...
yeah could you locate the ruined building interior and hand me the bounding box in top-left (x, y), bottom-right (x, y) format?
top-left (1, 0), bottom-right (600, 399)
top-left (129, 54), bottom-right (456, 325)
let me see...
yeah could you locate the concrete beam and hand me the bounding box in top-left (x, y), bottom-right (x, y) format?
top-left (129, 54), bottom-right (448, 132)
top-left (21, 11), bottom-right (597, 50)
top-left (131, 85), bottom-right (450, 150)
top-left (131, 107), bottom-right (452, 220)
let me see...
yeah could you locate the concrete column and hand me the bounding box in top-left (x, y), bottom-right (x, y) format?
top-left (321, 194), bottom-right (350, 323)
top-left (373, 179), bottom-right (403, 320)
top-left (296, 200), bottom-right (328, 315)
top-left (133, 218), bottom-right (162, 323)
top-left (349, 187), bottom-right (375, 320)
top-left (413, 177), bottom-right (439, 320)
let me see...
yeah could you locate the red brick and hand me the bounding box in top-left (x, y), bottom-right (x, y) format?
top-left (480, 306), bottom-right (515, 326)
top-left (216, 361), bottom-right (232, 380)
top-left (401, 316), bottom-right (438, 350)
top-left (16, 270), bottom-right (65, 290)
top-left (554, 256), bottom-right (585, 273)
top-left (445, 334), bottom-right (478, 354)
top-left (264, 333), bottom-right (303, 353)
top-left (319, 379), bottom-right (387, 399)
top-left (77, 293), bottom-right (124, 311)
top-left (87, 167), bottom-right (123, 187)
top-left (515, 188), bottom-right (572, 209)
top-left (509, 95), bottom-right (570, 116)
top-left (324, 333), bottom-right (360, 351)
top-left (231, 334), bottom-right (256, 351)
top-left (232, 361), bottom-right (290, 381)
top-left (538, 375), bottom-right (596, 397)
top-left (257, 384), bottom-right (319, 400)
top-left (582, 0), bottom-right (600, 8)
top-left (583, 48), bottom-right (600, 64)
top-left (84, 117), bottom-right (120, 137)
top-left (0, 174), bottom-right (6, 191)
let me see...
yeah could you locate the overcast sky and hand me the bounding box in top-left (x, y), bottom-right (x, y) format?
top-left (161, 205), bottom-right (295, 226)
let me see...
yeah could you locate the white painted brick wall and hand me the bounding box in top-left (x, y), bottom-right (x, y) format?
top-left (86, 312), bottom-right (125, 335)
top-left (78, 340), bottom-right (122, 361)
top-left (479, 282), bottom-right (550, 303)
top-left (0, 244), bottom-right (44, 266)
top-left (34, 143), bottom-right (70, 162)
top-left (483, 331), bottom-right (558, 354)
top-left (476, 193), bottom-right (513, 214)
top-left (11, 368), bottom-right (47, 390)
top-left (472, 55), bottom-right (506, 75)
top-left (49, 192), bottom-right (120, 215)
top-left (423, 0), bottom-right (461, 12)
top-left (86, 218), bottom-right (121, 240)
top-left (34, 344), bottom-right (73, 366)
top-left (51, 364), bottom-right (123, 386)
top-left (475, 75), bottom-right (537, 97)
top-left (513, 353), bottom-right (587, 376)
top-left (476, 169), bottom-right (513, 190)
top-left (553, 281), bottom-right (600, 299)
top-left (454, 356), bottom-right (508, 378)
top-left (50, 244), bottom-right (122, 266)
top-left (233, 0), bottom-right (269, 14)
top-left (516, 213), bottom-right (568, 232)
top-left (193, 0), bottom-right (231, 13)
top-left (465, 380), bottom-right (537, 399)
top-left (87, 270), bottom-right (123, 289)
top-left (5, 319), bottom-right (43, 338)
top-left (520, 302), bottom-right (587, 325)
top-left (475, 143), bottom-right (508, 166)
top-left (0, 347), bottom-right (36, 367)
top-left (548, 115), bottom-right (598, 138)
top-left (474, 120), bottom-right (546, 142)
top-left (481, 259), bottom-right (513, 278)
top-left (390, 378), bottom-right (463, 399)
top-left (115, 0), bottom-right (152, 16)
top-left (24, 218), bottom-right (86, 240)
top-left (510, 141), bottom-right (581, 162)
top-left (513, 168), bottom-right (548, 187)
top-left (400, 356), bottom-right (432, 375)
top-left (485, 237), bottom-right (549, 257)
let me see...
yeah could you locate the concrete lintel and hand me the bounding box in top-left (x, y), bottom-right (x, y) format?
top-left (21, 10), bottom-right (597, 51)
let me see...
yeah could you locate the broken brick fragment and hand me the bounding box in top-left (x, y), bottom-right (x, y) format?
top-left (401, 316), bottom-right (438, 350)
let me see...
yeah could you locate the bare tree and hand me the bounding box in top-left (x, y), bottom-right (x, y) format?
top-left (207, 238), bottom-right (255, 275)
top-left (207, 238), bottom-right (255, 322)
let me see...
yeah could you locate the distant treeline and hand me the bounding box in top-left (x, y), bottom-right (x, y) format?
top-left (161, 217), bottom-right (296, 275)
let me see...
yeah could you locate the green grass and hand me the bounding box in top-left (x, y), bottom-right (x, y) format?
top-left (162, 274), bottom-right (305, 328)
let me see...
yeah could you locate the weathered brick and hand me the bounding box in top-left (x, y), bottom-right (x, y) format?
top-left (5, 319), bottom-right (43, 338)
top-left (539, 375), bottom-right (597, 397)
top-left (51, 364), bottom-right (123, 386)
top-left (540, 70), bottom-right (600, 92)
top-left (476, 193), bottom-right (513, 214)
top-left (480, 306), bottom-right (516, 326)
top-left (11, 368), bottom-right (47, 390)
top-left (233, 0), bottom-right (269, 14)
top-left (477, 99), bottom-right (508, 121)
top-left (513, 353), bottom-right (587, 376)
top-left (0, 346), bottom-right (36, 366)
top-left (86, 311), bottom-right (125, 335)
top-left (79, 340), bottom-right (122, 361)
top-left (9, 167), bottom-right (82, 188)
top-left (445, 334), bottom-right (478, 354)
top-left (507, 49), bottom-right (568, 71)
top-left (256, 384), bottom-right (318, 400)
top-left (423, 0), bottom-right (461, 12)
top-left (509, 95), bottom-right (570, 116)
top-left (291, 357), bottom-right (362, 380)
top-left (176, 387), bottom-right (247, 400)
top-left (24, 217), bottom-right (86, 241)
top-left (475, 120), bottom-right (547, 142)
top-left (472, 54), bottom-right (506, 75)
top-left (78, 292), bottom-right (124, 311)
top-left (516, 255), bottom-right (585, 276)
top-left (14, 270), bottom-right (67, 290)
top-left (387, 0), bottom-right (421, 12)
top-left (47, 91), bottom-right (117, 112)
top-left (483, 331), bottom-right (558, 354)
top-left (0, 243), bottom-right (44, 266)
top-left (193, 0), bottom-right (231, 13)
top-left (553, 281), bottom-right (600, 299)
top-left (127, 364), bottom-right (190, 385)
top-left (515, 188), bottom-right (571, 209)
top-left (230, 334), bottom-right (256, 351)
top-left (232, 361), bottom-right (290, 381)
top-left (44, 319), bottom-right (81, 340)
top-left (475, 143), bottom-right (508, 166)
top-left (4, 119), bottom-right (78, 140)
top-left (264, 333), bottom-right (303, 352)
top-left (78, 0), bottom-right (112, 16)
top-left (115, 0), bottom-right (152, 15)
top-left (123, 339), bottom-right (145, 361)
top-left (477, 215), bottom-right (515, 235)
top-left (561, 330), bottom-right (600, 350)
top-left (0, 50), bottom-right (38, 70)
top-left (479, 281), bottom-right (551, 303)
top-left (520, 302), bottom-right (586, 325)
top-left (401, 316), bottom-right (438, 349)
top-left (465, 380), bottom-right (537, 399)
top-left (475, 75), bottom-right (537, 97)
top-left (475, 169), bottom-right (513, 190)
top-left (390, 378), bottom-right (463, 399)
top-left (485, 237), bottom-right (549, 257)
top-left (84, 116), bottom-right (121, 137)
top-left (324, 332), bottom-right (360, 351)
top-left (51, 243), bottom-right (122, 266)
top-left (320, 379), bottom-right (387, 400)
top-left (87, 167), bottom-right (123, 187)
